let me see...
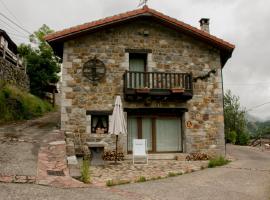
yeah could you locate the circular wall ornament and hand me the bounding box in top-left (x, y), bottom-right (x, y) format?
top-left (82, 57), bottom-right (106, 82)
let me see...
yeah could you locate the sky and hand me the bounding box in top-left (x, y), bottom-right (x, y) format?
top-left (1, 0), bottom-right (270, 120)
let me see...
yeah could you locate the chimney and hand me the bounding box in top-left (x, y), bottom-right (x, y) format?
top-left (199, 18), bottom-right (210, 33)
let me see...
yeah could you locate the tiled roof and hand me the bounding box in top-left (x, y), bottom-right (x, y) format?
top-left (45, 6), bottom-right (234, 51)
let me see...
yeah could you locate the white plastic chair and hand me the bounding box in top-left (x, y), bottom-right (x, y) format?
top-left (133, 139), bottom-right (148, 164)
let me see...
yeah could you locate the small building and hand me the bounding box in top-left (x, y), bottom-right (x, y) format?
top-left (45, 6), bottom-right (234, 158)
top-left (0, 29), bottom-right (22, 67)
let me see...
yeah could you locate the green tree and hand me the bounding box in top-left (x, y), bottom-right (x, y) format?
top-left (224, 90), bottom-right (249, 145)
top-left (18, 24), bottom-right (60, 97)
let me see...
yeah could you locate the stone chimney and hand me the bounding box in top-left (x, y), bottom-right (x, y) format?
top-left (199, 18), bottom-right (210, 33)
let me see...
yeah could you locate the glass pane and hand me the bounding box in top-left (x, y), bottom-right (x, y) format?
top-left (156, 118), bottom-right (181, 152)
top-left (129, 58), bottom-right (145, 88)
top-left (142, 118), bottom-right (152, 151)
top-left (127, 117), bottom-right (138, 151)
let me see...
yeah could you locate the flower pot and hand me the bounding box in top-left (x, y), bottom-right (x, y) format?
top-left (171, 88), bottom-right (184, 93)
top-left (136, 88), bottom-right (150, 94)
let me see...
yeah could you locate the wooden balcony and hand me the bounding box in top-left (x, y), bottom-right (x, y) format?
top-left (123, 71), bottom-right (193, 101)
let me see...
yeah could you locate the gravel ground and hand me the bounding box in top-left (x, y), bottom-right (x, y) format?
top-left (0, 112), bottom-right (60, 176)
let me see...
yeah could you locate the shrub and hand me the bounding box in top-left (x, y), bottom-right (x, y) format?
top-left (237, 132), bottom-right (250, 145)
top-left (208, 156), bottom-right (230, 168)
top-left (81, 158), bottom-right (91, 184)
top-left (0, 84), bottom-right (53, 123)
top-left (227, 131), bottom-right (237, 144)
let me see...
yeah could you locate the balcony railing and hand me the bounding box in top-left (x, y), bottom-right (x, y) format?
top-left (123, 71), bottom-right (193, 100)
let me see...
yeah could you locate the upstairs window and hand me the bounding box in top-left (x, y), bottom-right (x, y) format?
top-left (129, 53), bottom-right (147, 72)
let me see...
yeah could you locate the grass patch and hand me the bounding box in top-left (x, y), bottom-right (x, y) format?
top-left (135, 176), bottom-right (146, 182)
top-left (0, 83), bottom-right (53, 123)
top-left (80, 158), bottom-right (91, 184)
top-left (106, 179), bottom-right (131, 187)
top-left (168, 172), bottom-right (182, 177)
top-left (208, 156), bottom-right (230, 168)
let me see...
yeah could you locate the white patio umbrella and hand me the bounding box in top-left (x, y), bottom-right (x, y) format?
top-left (109, 96), bottom-right (127, 163)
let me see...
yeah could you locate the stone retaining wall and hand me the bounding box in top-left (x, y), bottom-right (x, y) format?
top-left (0, 57), bottom-right (29, 91)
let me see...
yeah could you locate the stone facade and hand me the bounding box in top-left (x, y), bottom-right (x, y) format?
top-left (0, 57), bottom-right (29, 91)
top-left (61, 18), bottom-right (225, 157)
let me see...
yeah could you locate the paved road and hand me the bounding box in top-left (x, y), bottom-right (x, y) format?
top-left (0, 143), bottom-right (269, 199)
top-left (0, 112), bottom-right (60, 175)
top-left (116, 144), bottom-right (270, 200)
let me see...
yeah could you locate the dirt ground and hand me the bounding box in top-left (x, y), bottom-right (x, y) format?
top-left (0, 112), bottom-right (60, 176)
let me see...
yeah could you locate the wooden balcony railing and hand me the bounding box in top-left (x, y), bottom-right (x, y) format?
top-left (124, 71), bottom-right (192, 91)
top-left (123, 71), bottom-right (193, 101)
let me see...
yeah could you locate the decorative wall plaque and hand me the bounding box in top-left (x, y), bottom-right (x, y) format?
top-left (82, 57), bottom-right (106, 82)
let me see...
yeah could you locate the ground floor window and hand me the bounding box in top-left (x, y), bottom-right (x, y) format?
top-left (127, 115), bottom-right (182, 153)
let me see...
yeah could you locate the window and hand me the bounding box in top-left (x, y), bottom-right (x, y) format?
top-left (127, 115), bottom-right (182, 153)
top-left (91, 115), bottom-right (109, 134)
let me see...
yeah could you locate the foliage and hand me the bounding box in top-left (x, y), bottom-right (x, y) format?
top-left (224, 90), bottom-right (249, 145)
top-left (136, 176), bottom-right (146, 182)
top-left (80, 158), bottom-right (91, 184)
top-left (0, 83), bottom-right (53, 123)
top-left (227, 131), bottom-right (237, 144)
top-left (247, 120), bottom-right (270, 139)
top-left (208, 156), bottom-right (230, 168)
top-left (168, 172), bottom-right (182, 177)
top-left (18, 24), bottom-right (60, 98)
top-left (237, 132), bottom-right (250, 145)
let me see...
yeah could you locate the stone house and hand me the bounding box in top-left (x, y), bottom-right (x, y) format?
top-left (45, 6), bottom-right (234, 159)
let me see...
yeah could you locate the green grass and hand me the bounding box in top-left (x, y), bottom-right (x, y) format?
top-left (208, 156), bottom-right (230, 168)
top-left (168, 172), bottom-right (183, 177)
top-left (81, 158), bottom-right (91, 184)
top-left (106, 179), bottom-right (131, 187)
top-left (135, 176), bottom-right (147, 182)
top-left (0, 83), bottom-right (53, 123)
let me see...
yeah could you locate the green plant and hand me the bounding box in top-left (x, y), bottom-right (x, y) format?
top-left (238, 132), bottom-right (250, 145)
top-left (208, 156), bottom-right (230, 168)
top-left (168, 172), bottom-right (178, 177)
top-left (0, 84), bottom-right (53, 123)
top-left (227, 131), bottom-right (237, 144)
top-left (106, 179), bottom-right (130, 186)
top-left (136, 176), bottom-right (146, 182)
top-left (81, 158), bottom-right (91, 184)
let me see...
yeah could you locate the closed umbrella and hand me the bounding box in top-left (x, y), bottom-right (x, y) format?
top-left (109, 96), bottom-right (127, 163)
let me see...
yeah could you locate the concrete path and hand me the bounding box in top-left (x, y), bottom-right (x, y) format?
top-left (116, 144), bottom-right (270, 200)
top-left (0, 112), bottom-right (60, 176)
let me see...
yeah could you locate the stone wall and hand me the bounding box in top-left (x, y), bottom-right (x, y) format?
top-left (61, 18), bottom-right (225, 156)
top-left (0, 57), bottom-right (29, 91)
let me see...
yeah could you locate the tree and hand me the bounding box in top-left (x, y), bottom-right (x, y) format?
top-left (224, 90), bottom-right (249, 145)
top-left (18, 24), bottom-right (60, 97)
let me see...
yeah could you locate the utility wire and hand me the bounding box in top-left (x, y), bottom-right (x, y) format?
top-left (0, 0), bottom-right (23, 26)
top-left (0, 18), bottom-right (28, 36)
top-left (0, 12), bottom-right (31, 34)
top-left (247, 101), bottom-right (270, 111)
top-left (5, 31), bottom-right (29, 39)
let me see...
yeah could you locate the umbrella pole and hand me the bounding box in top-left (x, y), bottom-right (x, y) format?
top-left (115, 135), bottom-right (118, 164)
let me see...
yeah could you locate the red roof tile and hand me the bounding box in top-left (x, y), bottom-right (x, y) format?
top-left (45, 6), bottom-right (234, 53)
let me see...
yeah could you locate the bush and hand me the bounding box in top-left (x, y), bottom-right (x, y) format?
top-left (227, 131), bottom-right (237, 144)
top-left (81, 158), bottom-right (91, 184)
top-left (237, 132), bottom-right (250, 145)
top-left (208, 156), bottom-right (230, 168)
top-left (0, 84), bottom-right (53, 123)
